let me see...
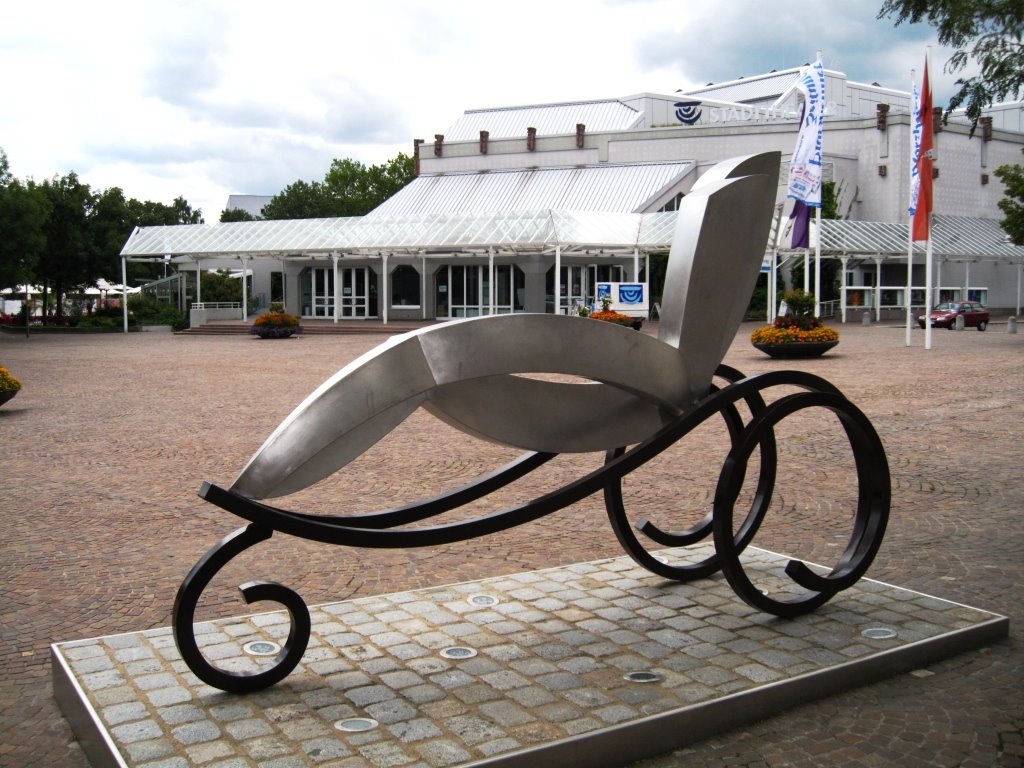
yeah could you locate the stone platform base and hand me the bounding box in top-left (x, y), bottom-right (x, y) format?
top-left (53, 545), bottom-right (1008, 768)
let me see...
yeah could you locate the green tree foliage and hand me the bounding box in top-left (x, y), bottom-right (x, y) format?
top-left (37, 172), bottom-right (98, 318)
top-left (994, 148), bottom-right (1024, 244)
top-left (878, 0), bottom-right (1024, 133)
top-left (0, 149), bottom-right (50, 290)
top-left (199, 270), bottom-right (242, 303)
top-left (262, 153), bottom-right (415, 219)
top-left (220, 207), bottom-right (257, 222)
top-left (0, 148), bottom-right (204, 312)
top-left (261, 179), bottom-right (330, 219)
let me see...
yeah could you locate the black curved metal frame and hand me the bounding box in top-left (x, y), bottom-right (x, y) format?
top-left (173, 366), bottom-right (890, 693)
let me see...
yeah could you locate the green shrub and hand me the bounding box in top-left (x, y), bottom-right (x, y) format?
top-left (77, 316), bottom-right (120, 328)
top-left (128, 296), bottom-right (186, 329)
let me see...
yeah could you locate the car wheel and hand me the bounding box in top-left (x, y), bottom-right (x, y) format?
top-left (978, 320), bottom-right (987, 332)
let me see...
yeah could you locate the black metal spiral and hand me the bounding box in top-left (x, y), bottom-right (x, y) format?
top-left (172, 524), bottom-right (311, 693)
top-left (174, 365), bottom-right (890, 692)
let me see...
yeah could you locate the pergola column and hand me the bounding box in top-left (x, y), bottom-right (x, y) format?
top-left (241, 257), bottom-right (249, 322)
top-left (554, 246), bottom-right (561, 315)
top-left (121, 256), bottom-right (129, 334)
top-left (382, 253), bottom-right (389, 325)
top-left (874, 256), bottom-right (882, 322)
top-left (840, 257), bottom-right (849, 323)
top-left (488, 248), bottom-right (495, 315)
top-left (332, 253), bottom-right (340, 324)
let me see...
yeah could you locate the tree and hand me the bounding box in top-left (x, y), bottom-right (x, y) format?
top-left (37, 172), bottom-right (99, 319)
top-left (261, 179), bottom-right (332, 219)
top-left (994, 148), bottom-right (1024, 244)
top-left (220, 207), bottom-right (256, 222)
top-left (172, 195), bottom-right (203, 224)
top-left (0, 149), bottom-right (50, 291)
top-left (878, 0), bottom-right (1024, 132)
top-left (199, 270), bottom-right (242, 303)
top-left (262, 153), bottom-right (416, 220)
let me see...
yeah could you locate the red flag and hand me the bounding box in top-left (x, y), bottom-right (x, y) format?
top-left (913, 60), bottom-right (933, 241)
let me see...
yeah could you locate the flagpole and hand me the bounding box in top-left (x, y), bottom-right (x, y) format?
top-left (925, 226), bottom-right (933, 349)
top-left (814, 207), bottom-right (821, 316)
top-left (923, 47), bottom-right (933, 350)
top-left (906, 224), bottom-right (914, 345)
top-left (906, 68), bottom-right (917, 347)
top-left (815, 49), bottom-right (823, 318)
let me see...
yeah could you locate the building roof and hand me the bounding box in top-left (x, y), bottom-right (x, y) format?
top-left (120, 209), bottom-right (679, 261)
top-left (122, 209), bottom-right (1023, 266)
top-left (371, 162), bottom-right (695, 217)
top-left (443, 99), bottom-right (643, 141)
top-left (811, 215), bottom-right (1024, 262)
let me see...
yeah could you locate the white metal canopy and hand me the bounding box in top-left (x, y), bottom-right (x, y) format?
top-left (120, 209), bottom-right (679, 262)
top-left (782, 215), bottom-right (1024, 264)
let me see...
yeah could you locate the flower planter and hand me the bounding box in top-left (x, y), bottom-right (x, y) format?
top-left (753, 340), bottom-right (839, 359)
top-left (0, 390), bottom-right (18, 407)
top-left (251, 326), bottom-right (299, 339)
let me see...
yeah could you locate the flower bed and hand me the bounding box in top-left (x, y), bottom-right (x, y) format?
top-left (750, 323), bottom-right (839, 344)
top-left (750, 290), bottom-right (839, 358)
top-left (250, 310), bottom-right (302, 339)
top-left (0, 366), bottom-right (21, 406)
top-left (588, 309), bottom-right (635, 326)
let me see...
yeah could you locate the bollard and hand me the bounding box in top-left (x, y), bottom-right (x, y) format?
top-left (1008, 316), bottom-right (1018, 334)
top-left (861, 311), bottom-right (871, 326)
top-left (955, 314), bottom-right (965, 331)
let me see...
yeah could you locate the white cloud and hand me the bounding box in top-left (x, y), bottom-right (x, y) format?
top-left (0, 0), bottom-right (976, 222)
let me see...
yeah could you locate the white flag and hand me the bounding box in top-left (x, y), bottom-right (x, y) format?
top-left (908, 76), bottom-right (921, 215)
top-left (787, 59), bottom-right (826, 207)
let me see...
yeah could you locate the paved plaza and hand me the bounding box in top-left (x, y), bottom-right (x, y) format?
top-left (1, 319), bottom-right (1022, 767)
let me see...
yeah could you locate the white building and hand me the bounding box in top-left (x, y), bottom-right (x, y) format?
top-left (126, 64), bottom-right (1024, 322)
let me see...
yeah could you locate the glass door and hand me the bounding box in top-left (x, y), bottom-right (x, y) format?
top-left (340, 267), bottom-right (369, 318)
top-left (493, 265), bottom-right (525, 314)
top-left (436, 265), bottom-right (488, 317)
top-left (311, 267), bottom-right (334, 318)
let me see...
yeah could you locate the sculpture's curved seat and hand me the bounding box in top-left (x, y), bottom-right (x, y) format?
top-left (173, 152), bottom-right (890, 693)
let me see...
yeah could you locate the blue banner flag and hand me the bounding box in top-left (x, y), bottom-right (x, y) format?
top-left (787, 60), bottom-right (826, 207)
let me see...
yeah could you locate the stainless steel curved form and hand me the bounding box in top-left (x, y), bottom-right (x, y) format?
top-left (173, 152), bottom-right (892, 693)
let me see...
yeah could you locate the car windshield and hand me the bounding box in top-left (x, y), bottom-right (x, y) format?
top-left (933, 302), bottom-right (958, 311)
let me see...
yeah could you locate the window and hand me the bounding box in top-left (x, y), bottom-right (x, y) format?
top-left (391, 265), bottom-right (420, 307)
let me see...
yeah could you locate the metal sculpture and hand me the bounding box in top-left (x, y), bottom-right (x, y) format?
top-left (173, 152), bottom-right (890, 693)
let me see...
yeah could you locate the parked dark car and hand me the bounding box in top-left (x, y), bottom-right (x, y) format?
top-left (918, 301), bottom-right (990, 331)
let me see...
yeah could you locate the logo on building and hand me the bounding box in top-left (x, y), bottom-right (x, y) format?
top-left (674, 101), bottom-right (703, 125)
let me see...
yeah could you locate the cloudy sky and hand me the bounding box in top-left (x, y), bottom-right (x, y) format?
top-left (1, 0), bottom-right (966, 220)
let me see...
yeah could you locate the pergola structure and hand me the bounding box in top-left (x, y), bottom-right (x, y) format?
top-left (119, 210), bottom-right (1024, 332)
top-left (770, 214), bottom-right (1024, 323)
top-left (119, 209), bottom-right (678, 329)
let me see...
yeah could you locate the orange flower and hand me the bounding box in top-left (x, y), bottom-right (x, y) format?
top-left (253, 311), bottom-right (300, 328)
top-left (0, 366), bottom-right (21, 393)
top-left (750, 324), bottom-right (839, 344)
top-left (589, 310), bottom-right (634, 325)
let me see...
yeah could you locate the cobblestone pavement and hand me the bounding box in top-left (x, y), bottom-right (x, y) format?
top-left (1, 320), bottom-right (1021, 767)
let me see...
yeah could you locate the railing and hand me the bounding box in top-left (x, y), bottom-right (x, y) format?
top-left (191, 302), bottom-right (241, 310)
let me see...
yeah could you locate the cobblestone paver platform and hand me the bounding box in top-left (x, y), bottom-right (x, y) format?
top-left (53, 543), bottom-right (1006, 768)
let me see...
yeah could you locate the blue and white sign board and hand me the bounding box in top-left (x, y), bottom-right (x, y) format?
top-left (596, 282), bottom-right (648, 317)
